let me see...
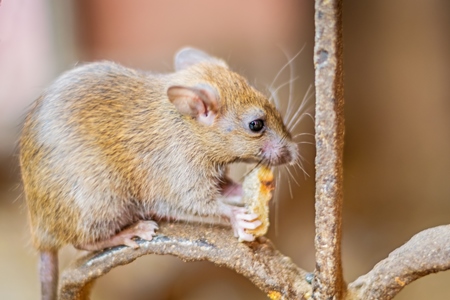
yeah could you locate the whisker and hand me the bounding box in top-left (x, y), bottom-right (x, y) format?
top-left (245, 160), bottom-right (263, 177)
top-left (268, 86), bottom-right (281, 110)
top-left (285, 166), bottom-right (301, 187)
top-left (269, 45), bottom-right (306, 117)
top-left (292, 146), bottom-right (310, 179)
top-left (289, 109), bottom-right (315, 133)
top-left (306, 111), bottom-right (315, 120)
top-left (268, 45), bottom-right (306, 95)
top-left (287, 96), bottom-right (314, 132)
top-left (295, 160), bottom-right (310, 179)
top-left (287, 84), bottom-right (314, 129)
top-left (274, 168), bottom-right (282, 237)
top-left (280, 48), bottom-right (297, 124)
top-left (293, 132), bottom-right (314, 139)
top-left (268, 76), bottom-right (299, 103)
top-left (268, 76), bottom-right (300, 115)
top-left (287, 175), bottom-right (294, 199)
top-left (293, 161), bottom-right (300, 177)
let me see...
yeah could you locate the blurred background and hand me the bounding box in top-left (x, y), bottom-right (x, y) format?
top-left (0, 0), bottom-right (449, 299)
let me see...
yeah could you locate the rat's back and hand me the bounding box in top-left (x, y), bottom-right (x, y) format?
top-left (19, 61), bottom-right (160, 250)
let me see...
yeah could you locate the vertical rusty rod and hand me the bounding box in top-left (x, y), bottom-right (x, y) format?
top-left (312, 0), bottom-right (345, 299)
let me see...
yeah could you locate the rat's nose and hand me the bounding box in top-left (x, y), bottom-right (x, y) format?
top-left (280, 141), bottom-right (298, 166)
top-left (263, 139), bottom-right (298, 166)
top-left (286, 141), bottom-right (298, 165)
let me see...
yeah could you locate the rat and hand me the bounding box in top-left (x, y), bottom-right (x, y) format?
top-left (19, 47), bottom-right (298, 300)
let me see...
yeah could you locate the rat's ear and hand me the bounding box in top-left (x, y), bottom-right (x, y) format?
top-left (174, 47), bottom-right (228, 71)
top-left (167, 84), bottom-right (219, 126)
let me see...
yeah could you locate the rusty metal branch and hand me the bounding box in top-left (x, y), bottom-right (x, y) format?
top-left (347, 225), bottom-right (450, 300)
top-left (312, 0), bottom-right (346, 298)
top-left (59, 222), bottom-right (312, 300)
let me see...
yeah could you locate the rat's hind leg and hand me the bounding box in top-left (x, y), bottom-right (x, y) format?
top-left (76, 220), bottom-right (159, 251)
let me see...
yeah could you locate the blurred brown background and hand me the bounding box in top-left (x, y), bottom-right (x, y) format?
top-left (0, 0), bottom-right (449, 299)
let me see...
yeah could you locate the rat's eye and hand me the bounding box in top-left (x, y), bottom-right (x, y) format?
top-left (249, 119), bottom-right (264, 132)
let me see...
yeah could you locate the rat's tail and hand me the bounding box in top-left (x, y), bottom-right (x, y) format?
top-left (39, 249), bottom-right (58, 300)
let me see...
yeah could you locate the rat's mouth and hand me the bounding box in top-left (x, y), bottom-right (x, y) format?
top-left (218, 176), bottom-right (243, 203)
top-left (219, 177), bottom-right (243, 196)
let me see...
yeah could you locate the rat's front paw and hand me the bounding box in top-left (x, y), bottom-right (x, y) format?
top-left (230, 207), bottom-right (262, 242)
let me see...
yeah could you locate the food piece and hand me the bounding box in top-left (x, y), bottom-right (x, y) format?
top-left (242, 165), bottom-right (275, 237)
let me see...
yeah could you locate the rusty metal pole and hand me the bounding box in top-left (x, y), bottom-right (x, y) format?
top-left (312, 0), bottom-right (345, 299)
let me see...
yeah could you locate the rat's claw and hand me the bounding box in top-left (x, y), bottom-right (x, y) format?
top-left (127, 220), bottom-right (159, 242)
top-left (123, 238), bottom-right (140, 249)
top-left (237, 218), bottom-right (262, 230)
top-left (229, 207), bottom-right (261, 242)
top-left (236, 228), bottom-right (256, 242)
top-left (235, 212), bottom-right (259, 221)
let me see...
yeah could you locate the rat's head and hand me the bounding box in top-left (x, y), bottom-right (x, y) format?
top-left (167, 47), bottom-right (298, 166)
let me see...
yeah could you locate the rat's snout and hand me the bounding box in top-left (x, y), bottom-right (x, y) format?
top-left (262, 138), bottom-right (298, 166)
top-left (285, 141), bottom-right (299, 165)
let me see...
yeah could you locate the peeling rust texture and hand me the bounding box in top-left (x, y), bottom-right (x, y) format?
top-left (313, 0), bottom-right (345, 299)
top-left (58, 222), bottom-right (312, 300)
